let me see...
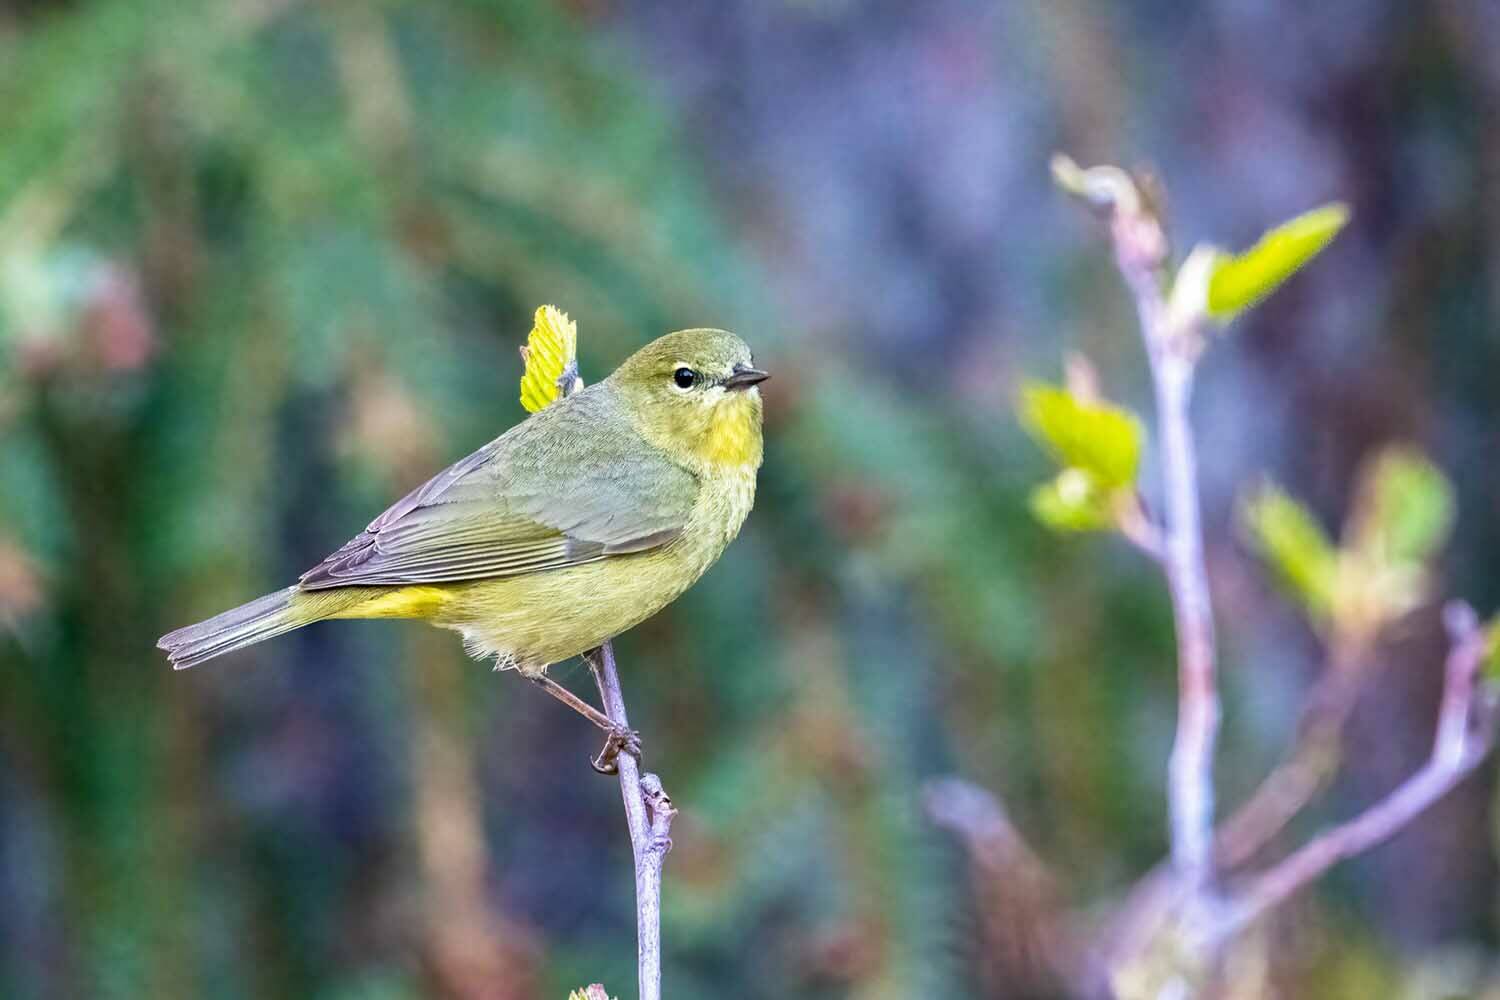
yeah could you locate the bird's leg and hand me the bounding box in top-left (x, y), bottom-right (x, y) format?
top-left (530, 674), bottom-right (615, 730)
top-left (529, 674), bottom-right (640, 775)
top-left (582, 646), bottom-right (645, 775)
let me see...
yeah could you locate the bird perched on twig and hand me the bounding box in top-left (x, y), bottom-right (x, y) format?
top-left (159, 327), bottom-right (767, 762)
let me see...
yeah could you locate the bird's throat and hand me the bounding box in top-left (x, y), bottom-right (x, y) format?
top-left (696, 393), bottom-right (764, 470)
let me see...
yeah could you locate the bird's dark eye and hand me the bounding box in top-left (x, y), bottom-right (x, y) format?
top-left (672, 367), bottom-right (698, 389)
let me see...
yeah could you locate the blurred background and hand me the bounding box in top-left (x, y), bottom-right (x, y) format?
top-left (3, 0), bottom-right (1500, 997)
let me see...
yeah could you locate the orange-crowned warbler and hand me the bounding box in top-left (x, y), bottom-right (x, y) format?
top-left (158, 326), bottom-right (766, 755)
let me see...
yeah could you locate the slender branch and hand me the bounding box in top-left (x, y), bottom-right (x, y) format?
top-left (923, 778), bottom-right (1076, 996)
top-left (923, 777), bottom-right (1042, 870)
top-left (1110, 198), bottom-right (1221, 888)
top-left (1116, 493), bottom-right (1166, 564)
top-left (1214, 641), bottom-right (1367, 870)
top-left (585, 642), bottom-right (676, 1000)
top-left (1221, 603), bottom-right (1498, 936)
top-left (1100, 642), bottom-right (1386, 976)
top-left (1149, 345), bottom-right (1219, 888)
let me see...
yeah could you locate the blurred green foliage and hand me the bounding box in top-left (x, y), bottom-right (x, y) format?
top-left (1243, 448), bottom-right (1455, 643)
top-left (1019, 382), bottom-right (1143, 534)
top-left (1345, 448), bottom-right (1454, 572)
top-left (1029, 468), bottom-right (1117, 533)
top-left (1241, 483), bottom-right (1340, 626)
top-left (1019, 382), bottom-right (1143, 492)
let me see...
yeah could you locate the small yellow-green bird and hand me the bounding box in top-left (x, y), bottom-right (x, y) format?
top-left (158, 328), bottom-right (766, 737)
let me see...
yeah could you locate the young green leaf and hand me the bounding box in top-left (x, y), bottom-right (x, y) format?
top-left (1241, 483), bottom-right (1338, 620)
top-left (518, 304), bottom-right (580, 412)
top-left (1029, 468), bottom-right (1115, 533)
top-left (1018, 382), bottom-right (1144, 490)
top-left (1207, 203), bottom-right (1350, 320)
top-left (1347, 447), bottom-right (1455, 568)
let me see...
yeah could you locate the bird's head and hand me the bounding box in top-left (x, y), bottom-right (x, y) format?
top-left (609, 328), bottom-right (767, 472)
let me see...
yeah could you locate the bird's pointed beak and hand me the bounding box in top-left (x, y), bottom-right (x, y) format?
top-left (723, 364), bottom-right (770, 391)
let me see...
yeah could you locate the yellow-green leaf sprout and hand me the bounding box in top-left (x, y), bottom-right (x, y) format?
top-left (519, 304), bottom-right (580, 413)
top-left (1207, 203), bottom-right (1350, 320)
top-left (1018, 382), bottom-right (1144, 491)
top-left (1346, 446), bottom-right (1455, 568)
top-left (1241, 483), bottom-right (1339, 622)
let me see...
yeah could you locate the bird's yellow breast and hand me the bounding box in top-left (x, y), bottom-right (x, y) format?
top-left (695, 392), bottom-right (764, 470)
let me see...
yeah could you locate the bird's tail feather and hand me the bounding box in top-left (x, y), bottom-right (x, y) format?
top-left (158, 586), bottom-right (310, 670)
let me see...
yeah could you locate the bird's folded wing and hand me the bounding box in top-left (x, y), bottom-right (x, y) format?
top-left (298, 391), bottom-right (697, 589)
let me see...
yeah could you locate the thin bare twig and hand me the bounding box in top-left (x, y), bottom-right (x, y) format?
top-left (924, 778), bottom-right (1076, 996)
top-left (1097, 628), bottom-right (1468, 980)
top-left (1116, 493), bottom-right (1166, 564)
top-left (585, 642), bottom-right (677, 1000)
top-left (1221, 602), bottom-right (1498, 936)
top-left (1213, 642), bottom-right (1367, 870)
top-left (1109, 193), bottom-right (1220, 888)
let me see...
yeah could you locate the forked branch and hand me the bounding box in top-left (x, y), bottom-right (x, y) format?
top-left (1221, 603), bottom-right (1498, 936)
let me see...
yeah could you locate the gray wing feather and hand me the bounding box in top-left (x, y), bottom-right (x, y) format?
top-left (298, 386), bottom-right (696, 589)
